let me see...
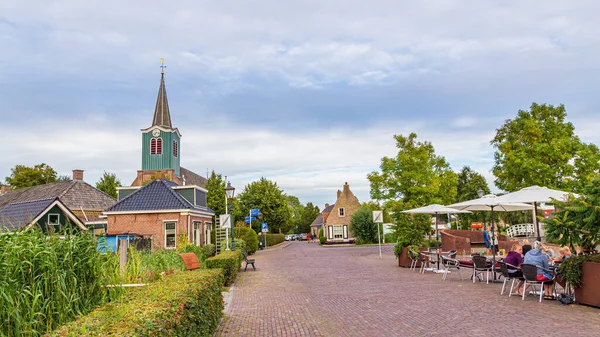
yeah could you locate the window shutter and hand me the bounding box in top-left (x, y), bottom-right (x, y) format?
top-left (343, 225), bottom-right (348, 239)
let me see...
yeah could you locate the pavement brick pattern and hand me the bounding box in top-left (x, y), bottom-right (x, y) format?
top-left (216, 242), bottom-right (600, 337)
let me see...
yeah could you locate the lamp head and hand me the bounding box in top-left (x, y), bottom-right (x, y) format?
top-left (225, 181), bottom-right (235, 199)
top-left (477, 189), bottom-right (484, 198)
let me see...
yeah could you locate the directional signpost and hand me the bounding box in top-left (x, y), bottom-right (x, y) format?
top-left (373, 210), bottom-right (383, 259)
top-left (261, 223), bottom-right (268, 248)
top-left (245, 216), bottom-right (256, 223)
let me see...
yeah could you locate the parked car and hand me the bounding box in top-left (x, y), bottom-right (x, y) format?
top-left (298, 233), bottom-right (308, 241)
top-left (284, 234), bottom-right (298, 241)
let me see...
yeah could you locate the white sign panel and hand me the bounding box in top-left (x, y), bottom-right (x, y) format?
top-left (220, 214), bottom-right (231, 228)
top-left (372, 210), bottom-right (383, 223)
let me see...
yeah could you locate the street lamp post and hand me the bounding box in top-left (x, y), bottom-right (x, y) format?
top-left (477, 189), bottom-right (485, 229)
top-left (225, 181), bottom-right (236, 250)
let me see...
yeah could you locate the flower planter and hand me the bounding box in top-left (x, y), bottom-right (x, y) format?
top-left (397, 247), bottom-right (421, 268)
top-left (575, 261), bottom-right (600, 308)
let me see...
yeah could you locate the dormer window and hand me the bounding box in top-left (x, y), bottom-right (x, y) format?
top-left (151, 138), bottom-right (163, 155)
top-left (339, 207), bottom-right (345, 217)
top-left (173, 140), bottom-right (178, 157)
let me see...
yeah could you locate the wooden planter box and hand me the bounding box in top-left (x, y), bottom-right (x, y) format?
top-left (397, 247), bottom-right (421, 268)
top-left (575, 261), bottom-right (600, 308)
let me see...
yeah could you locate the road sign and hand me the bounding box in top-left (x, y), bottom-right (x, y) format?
top-left (220, 214), bottom-right (231, 228)
top-left (261, 223), bottom-right (268, 233)
top-left (373, 210), bottom-right (383, 223)
top-left (250, 208), bottom-right (260, 217)
top-left (245, 216), bottom-right (257, 223)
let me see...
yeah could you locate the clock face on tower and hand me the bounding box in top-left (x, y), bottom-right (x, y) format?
top-left (152, 129), bottom-right (160, 137)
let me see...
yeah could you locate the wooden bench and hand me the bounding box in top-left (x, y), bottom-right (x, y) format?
top-left (178, 253), bottom-right (201, 271)
top-left (243, 253), bottom-right (256, 271)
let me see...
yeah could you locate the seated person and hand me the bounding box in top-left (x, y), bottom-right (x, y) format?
top-left (522, 239), bottom-right (532, 256)
top-left (504, 244), bottom-right (524, 294)
top-left (524, 241), bottom-right (555, 299)
top-left (553, 246), bottom-right (572, 263)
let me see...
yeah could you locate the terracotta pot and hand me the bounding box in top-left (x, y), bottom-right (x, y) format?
top-left (397, 247), bottom-right (421, 268)
top-left (575, 261), bottom-right (600, 307)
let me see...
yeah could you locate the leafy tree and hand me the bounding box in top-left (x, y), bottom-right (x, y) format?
top-left (456, 166), bottom-right (491, 230)
top-left (287, 195), bottom-right (304, 233)
top-left (95, 171), bottom-right (122, 199)
top-left (350, 205), bottom-right (378, 244)
top-left (236, 177), bottom-right (291, 234)
top-left (5, 163), bottom-right (59, 189)
top-left (491, 102), bottom-right (600, 193)
top-left (298, 202), bottom-right (320, 234)
top-left (368, 133), bottom-right (458, 208)
top-left (544, 176), bottom-right (600, 254)
top-left (205, 171), bottom-right (226, 217)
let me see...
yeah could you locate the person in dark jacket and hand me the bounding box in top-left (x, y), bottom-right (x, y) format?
top-left (483, 227), bottom-right (491, 255)
top-left (521, 239), bottom-right (532, 256)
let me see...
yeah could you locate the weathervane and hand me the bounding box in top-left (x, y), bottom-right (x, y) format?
top-left (160, 58), bottom-right (167, 74)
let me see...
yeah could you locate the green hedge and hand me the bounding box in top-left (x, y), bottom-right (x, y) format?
top-left (235, 227), bottom-right (259, 254)
top-left (202, 244), bottom-right (216, 258)
top-left (265, 234), bottom-right (285, 246)
top-left (206, 250), bottom-right (242, 286)
top-left (47, 269), bottom-right (224, 337)
top-left (220, 238), bottom-right (246, 256)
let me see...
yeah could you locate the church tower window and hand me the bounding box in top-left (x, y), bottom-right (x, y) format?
top-left (151, 138), bottom-right (163, 155)
top-left (173, 140), bottom-right (178, 157)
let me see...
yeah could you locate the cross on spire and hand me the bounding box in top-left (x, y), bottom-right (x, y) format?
top-left (160, 57), bottom-right (167, 74)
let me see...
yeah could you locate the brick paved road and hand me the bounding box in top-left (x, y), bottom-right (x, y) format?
top-left (216, 242), bottom-right (600, 337)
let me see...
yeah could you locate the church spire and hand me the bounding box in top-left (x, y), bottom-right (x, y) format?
top-left (152, 59), bottom-right (172, 128)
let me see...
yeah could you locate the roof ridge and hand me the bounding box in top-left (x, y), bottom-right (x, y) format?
top-left (59, 180), bottom-right (78, 198)
top-left (75, 180), bottom-right (117, 201)
top-left (104, 182), bottom-right (152, 212)
top-left (4, 197), bottom-right (58, 206)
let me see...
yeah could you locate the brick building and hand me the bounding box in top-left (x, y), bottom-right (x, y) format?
top-left (322, 182), bottom-right (361, 243)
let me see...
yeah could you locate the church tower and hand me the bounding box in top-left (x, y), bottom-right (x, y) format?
top-left (131, 64), bottom-right (183, 186)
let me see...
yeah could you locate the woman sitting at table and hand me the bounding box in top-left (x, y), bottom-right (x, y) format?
top-left (553, 246), bottom-right (572, 263)
top-left (524, 241), bottom-right (555, 300)
top-left (522, 239), bottom-right (532, 256)
top-left (504, 244), bottom-right (524, 294)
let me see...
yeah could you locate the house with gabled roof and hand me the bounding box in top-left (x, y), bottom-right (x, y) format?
top-left (0, 170), bottom-right (116, 233)
top-left (323, 182), bottom-right (361, 243)
top-left (103, 179), bottom-right (214, 251)
top-left (310, 203), bottom-right (334, 237)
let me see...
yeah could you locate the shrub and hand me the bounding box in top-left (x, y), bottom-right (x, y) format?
top-left (235, 226), bottom-right (259, 254)
top-left (178, 244), bottom-right (206, 263)
top-left (0, 230), bottom-right (113, 337)
top-left (350, 206), bottom-right (378, 243)
top-left (319, 236), bottom-right (327, 244)
top-left (206, 250), bottom-right (243, 286)
top-left (318, 228), bottom-right (324, 238)
top-left (220, 238), bottom-right (246, 255)
top-left (265, 234), bottom-right (285, 246)
top-left (202, 244), bottom-right (216, 258)
top-left (47, 270), bottom-right (224, 337)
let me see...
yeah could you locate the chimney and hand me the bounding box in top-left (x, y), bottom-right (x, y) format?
top-left (0, 185), bottom-right (11, 195)
top-left (72, 169), bottom-right (84, 181)
top-left (343, 182), bottom-right (350, 192)
top-left (325, 203), bottom-right (329, 208)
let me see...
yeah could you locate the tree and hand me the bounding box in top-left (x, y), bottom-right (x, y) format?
top-left (236, 177), bottom-right (291, 234)
top-left (5, 163), bottom-right (59, 189)
top-left (491, 102), bottom-right (600, 193)
top-left (368, 133), bottom-right (458, 207)
top-left (205, 171), bottom-right (226, 217)
top-left (95, 171), bottom-right (122, 199)
top-left (350, 205), bottom-right (378, 244)
top-left (298, 202), bottom-right (320, 234)
top-left (287, 195), bottom-right (304, 233)
top-left (456, 166), bottom-right (491, 230)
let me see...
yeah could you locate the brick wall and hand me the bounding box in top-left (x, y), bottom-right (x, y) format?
top-left (324, 182), bottom-right (361, 239)
top-left (131, 169), bottom-right (182, 186)
top-left (107, 212), bottom-right (211, 250)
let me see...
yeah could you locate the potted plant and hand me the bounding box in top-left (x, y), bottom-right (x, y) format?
top-left (393, 213), bottom-right (429, 267)
top-left (545, 177), bottom-right (600, 307)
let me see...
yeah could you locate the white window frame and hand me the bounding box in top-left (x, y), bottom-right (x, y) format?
top-left (343, 225), bottom-right (348, 239)
top-left (48, 213), bottom-right (61, 233)
top-left (338, 207), bottom-right (345, 217)
top-left (205, 221), bottom-right (212, 245)
top-left (328, 226), bottom-right (333, 240)
top-left (333, 225), bottom-right (344, 239)
top-left (164, 221), bottom-right (177, 249)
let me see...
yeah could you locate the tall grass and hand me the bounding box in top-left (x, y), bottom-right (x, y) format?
top-left (0, 230), bottom-right (113, 337)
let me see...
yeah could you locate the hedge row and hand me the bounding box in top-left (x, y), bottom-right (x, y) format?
top-left (47, 270), bottom-right (224, 337)
top-left (265, 234), bottom-right (285, 246)
top-left (206, 250), bottom-right (243, 286)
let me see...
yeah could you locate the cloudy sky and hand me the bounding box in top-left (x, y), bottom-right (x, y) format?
top-left (2, 0), bottom-right (600, 208)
